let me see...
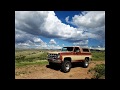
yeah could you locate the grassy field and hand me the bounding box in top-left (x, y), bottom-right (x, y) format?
top-left (15, 49), bottom-right (105, 67)
top-left (15, 49), bottom-right (48, 67)
top-left (15, 49), bottom-right (105, 79)
top-left (91, 51), bottom-right (105, 61)
top-left (15, 60), bottom-right (48, 68)
top-left (15, 50), bottom-right (47, 61)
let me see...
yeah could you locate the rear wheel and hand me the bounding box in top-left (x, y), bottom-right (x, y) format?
top-left (61, 60), bottom-right (71, 73)
top-left (83, 58), bottom-right (89, 68)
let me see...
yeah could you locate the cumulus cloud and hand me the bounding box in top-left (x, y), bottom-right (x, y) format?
top-left (65, 16), bottom-right (70, 23)
top-left (33, 37), bottom-right (44, 44)
top-left (49, 39), bottom-right (56, 44)
top-left (15, 29), bottom-right (34, 43)
top-left (73, 40), bottom-right (89, 47)
top-left (15, 33), bottom-right (62, 49)
top-left (66, 11), bottom-right (105, 44)
top-left (15, 11), bottom-right (83, 41)
top-left (15, 38), bottom-right (47, 49)
top-left (15, 11), bottom-right (105, 49)
top-left (47, 45), bottom-right (62, 49)
top-left (70, 11), bottom-right (105, 28)
top-left (15, 29), bottom-right (47, 49)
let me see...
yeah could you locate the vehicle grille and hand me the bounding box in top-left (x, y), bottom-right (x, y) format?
top-left (48, 54), bottom-right (58, 59)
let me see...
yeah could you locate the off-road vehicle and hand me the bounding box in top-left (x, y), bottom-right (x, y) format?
top-left (47, 46), bottom-right (92, 73)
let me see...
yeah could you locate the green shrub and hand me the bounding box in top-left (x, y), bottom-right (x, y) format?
top-left (39, 52), bottom-right (47, 60)
top-left (15, 55), bottom-right (26, 63)
top-left (89, 64), bottom-right (105, 79)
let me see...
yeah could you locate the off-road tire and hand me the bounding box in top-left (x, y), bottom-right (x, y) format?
top-left (61, 60), bottom-right (71, 73)
top-left (83, 58), bottom-right (89, 68)
top-left (49, 62), bottom-right (55, 67)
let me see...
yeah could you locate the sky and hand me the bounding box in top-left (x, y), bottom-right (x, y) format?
top-left (15, 11), bottom-right (105, 49)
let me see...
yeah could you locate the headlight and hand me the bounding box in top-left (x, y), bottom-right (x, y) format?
top-left (47, 54), bottom-right (50, 57)
top-left (57, 54), bottom-right (60, 58)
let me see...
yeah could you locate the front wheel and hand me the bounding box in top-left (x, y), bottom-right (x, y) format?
top-left (83, 58), bottom-right (89, 68)
top-left (49, 62), bottom-right (55, 66)
top-left (61, 60), bottom-right (71, 73)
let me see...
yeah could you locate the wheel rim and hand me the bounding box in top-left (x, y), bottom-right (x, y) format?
top-left (85, 61), bottom-right (88, 66)
top-left (65, 63), bottom-right (70, 71)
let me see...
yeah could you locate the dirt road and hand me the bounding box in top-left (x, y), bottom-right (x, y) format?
top-left (15, 61), bottom-right (105, 79)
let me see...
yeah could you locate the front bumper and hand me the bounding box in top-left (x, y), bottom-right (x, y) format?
top-left (48, 58), bottom-right (62, 63)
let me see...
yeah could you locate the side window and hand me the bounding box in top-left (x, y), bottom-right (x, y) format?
top-left (82, 48), bottom-right (89, 52)
top-left (74, 47), bottom-right (80, 52)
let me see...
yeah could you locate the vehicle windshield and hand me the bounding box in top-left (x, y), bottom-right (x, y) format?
top-left (61, 47), bottom-right (73, 51)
